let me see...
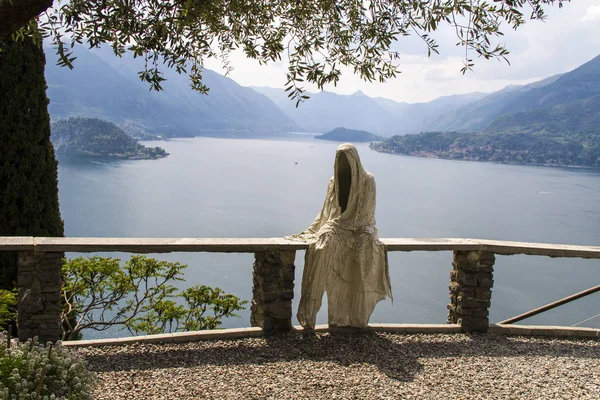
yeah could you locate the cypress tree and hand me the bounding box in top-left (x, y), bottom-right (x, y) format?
top-left (0, 38), bottom-right (64, 291)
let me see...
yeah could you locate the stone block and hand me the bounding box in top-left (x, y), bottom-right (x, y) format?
top-left (475, 264), bottom-right (494, 273)
top-left (43, 302), bottom-right (62, 313)
top-left (38, 268), bottom-right (61, 284)
top-left (458, 287), bottom-right (476, 298)
top-left (459, 316), bottom-right (489, 332)
top-left (457, 271), bottom-right (479, 287)
top-left (265, 302), bottom-right (292, 319)
top-left (447, 250), bottom-right (495, 333)
top-left (448, 282), bottom-right (460, 293)
top-left (456, 306), bottom-right (489, 317)
top-left (478, 274), bottom-right (494, 288)
top-left (453, 251), bottom-right (480, 268)
top-left (18, 273), bottom-right (33, 287)
top-left (278, 291), bottom-right (294, 301)
top-left (261, 292), bottom-right (278, 302)
top-left (251, 250), bottom-right (296, 333)
top-left (475, 288), bottom-right (492, 300)
top-left (41, 284), bottom-right (61, 294)
top-left (17, 251), bottom-right (62, 342)
top-left (457, 296), bottom-right (490, 309)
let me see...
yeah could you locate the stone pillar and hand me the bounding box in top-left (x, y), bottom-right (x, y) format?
top-left (447, 250), bottom-right (495, 332)
top-left (251, 250), bottom-right (295, 333)
top-left (17, 251), bottom-right (62, 343)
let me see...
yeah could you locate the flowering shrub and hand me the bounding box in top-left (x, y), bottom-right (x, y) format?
top-left (0, 333), bottom-right (94, 400)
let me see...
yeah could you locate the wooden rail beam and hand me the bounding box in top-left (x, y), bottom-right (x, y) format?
top-left (498, 283), bottom-right (600, 325)
top-left (0, 237), bottom-right (598, 258)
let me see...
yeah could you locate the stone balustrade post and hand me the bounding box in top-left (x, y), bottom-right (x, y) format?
top-left (250, 250), bottom-right (295, 333)
top-left (17, 251), bottom-right (62, 343)
top-left (447, 250), bottom-right (495, 332)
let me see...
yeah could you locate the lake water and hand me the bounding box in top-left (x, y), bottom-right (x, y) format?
top-left (57, 136), bottom-right (600, 337)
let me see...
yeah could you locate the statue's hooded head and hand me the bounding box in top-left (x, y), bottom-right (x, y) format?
top-left (332, 143), bottom-right (375, 228)
top-left (287, 142), bottom-right (377, 239)
top-left (334, 143), bottom-right (364, 215)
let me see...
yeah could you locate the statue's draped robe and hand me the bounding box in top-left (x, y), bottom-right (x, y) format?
top-left (288, 143), bottom-right (392, 329)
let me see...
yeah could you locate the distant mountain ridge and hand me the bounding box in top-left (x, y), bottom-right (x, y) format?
top-left (47, 46), bottom-right (600, 144)
top-left (45, 46), bottom-right (300, 138)
top-left (252, 87), bottom-right (394, 135)
top-left (255, 54), bottom-right (600, 138)
top-left (368, 55), bottom-right (600, 168)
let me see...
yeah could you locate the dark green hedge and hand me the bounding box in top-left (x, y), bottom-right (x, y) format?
top-left (0, 39), bottom-right (64, 290)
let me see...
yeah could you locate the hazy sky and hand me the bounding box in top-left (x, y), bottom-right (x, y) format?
top-left (205, 0), bottom-right (600, 103)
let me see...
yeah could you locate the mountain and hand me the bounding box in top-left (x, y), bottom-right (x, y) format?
top-left (315, 127), bottom-right (384, 142)
top-left (51, 117), bottom-right (168, 159)
top-left (447, 55), bottom-right (600, 135)
top-left (252, 87), bottom-right (394, 134)
top-left (256, 55), bottom-right (600, 137)
top-left (253, 86), bottom-right (489, 136)
top-left (370, 55), bottom-right (600, 168)
top-left (370, 54), bottom-right (600, 168)
top-left (423, 73), bottom-right (565, 133)
top-left (383, 92), bottom-right (489, 134)
top-left (485, 95), bottom-right (600, 137)
top-left (46, 45), bottom-right (600, 143)
top-left (45, 46), bottom-right (300, 138)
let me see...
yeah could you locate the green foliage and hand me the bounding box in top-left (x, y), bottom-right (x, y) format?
top-left (51, 117), bottom-right (168, 160)
top-left (0, 37), bottom-right (64, 291)
top-left (371, 129), bottom-right (600, 167)
top-left (6, 0), bottom-right (565, 104)
top-left (315, 127), bottom-right (383, 143)
top-left (128, 285), bottom-right (246, 334)
top-left (0, 290), bottom-right (17, 330)
top-left (0, 334), bottom-right (95, 400)
top-left (61, 256), bottom-right (247, 340)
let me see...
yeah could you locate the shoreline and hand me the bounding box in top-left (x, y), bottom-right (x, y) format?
top-left (370, 148), bottom-right (600, 171)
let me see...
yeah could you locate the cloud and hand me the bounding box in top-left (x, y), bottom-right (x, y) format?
top-left (582, 5), bottom-right (600, 21)
top-left (204, 0), bottom-right (600, 103)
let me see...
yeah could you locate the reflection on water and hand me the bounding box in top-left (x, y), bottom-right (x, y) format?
top-left (57, 136), bottom-right (600, 338)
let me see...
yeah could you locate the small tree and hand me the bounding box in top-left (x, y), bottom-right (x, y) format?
top-left (61, 255), bottom-right (247, 340)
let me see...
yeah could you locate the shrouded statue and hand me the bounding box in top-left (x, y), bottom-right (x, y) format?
top-left (288, 143), bottom-right (392, 328)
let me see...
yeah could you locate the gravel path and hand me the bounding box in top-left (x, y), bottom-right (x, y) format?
top-left (77, 332), bottom-right (600, 399)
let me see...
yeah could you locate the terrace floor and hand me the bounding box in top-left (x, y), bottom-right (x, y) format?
top-left (76, 331), bottom-right (600, 399)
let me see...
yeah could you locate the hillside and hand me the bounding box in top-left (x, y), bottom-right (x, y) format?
top-left (426, 56), bottom-right (600, 133)
top-left (51, 118), bottom-right (168, 159)
top-left (252, 87), bottom-right (486, 136)
top-left (46, 46), bottom-right (300, 138)
top-left (253, 88), bottom-right (394, 135)
top-left (485, 96), bottom-right (600, 137)
top-left (315, 127), bottom-right (383, 142)
top-left (370, 55), bottom-right (600, 168)
top-left (370, 129), bottom-right (600, 167)
top-left (256, 55), bottom-right (600, 138)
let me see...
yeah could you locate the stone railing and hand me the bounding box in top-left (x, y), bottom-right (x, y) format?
top-left (1, 237), bottom-right (599, 342)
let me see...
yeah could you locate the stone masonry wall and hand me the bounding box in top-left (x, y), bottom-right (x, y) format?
top-left (251, 250), bottom-right (295, 333)
top-left (18, 251), bottom-right (62, 342)
top-left (447, 250), bottom-right (495, 332)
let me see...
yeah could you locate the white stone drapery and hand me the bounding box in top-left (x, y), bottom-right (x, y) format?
top-left (287, 143), bottom-right (392, 329)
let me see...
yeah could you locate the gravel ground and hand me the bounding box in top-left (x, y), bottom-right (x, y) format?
top-left (77, 332), bottom-right (600, 400)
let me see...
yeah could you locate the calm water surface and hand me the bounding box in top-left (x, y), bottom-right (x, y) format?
top-left (57, 136), bottom-right (600, 337)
